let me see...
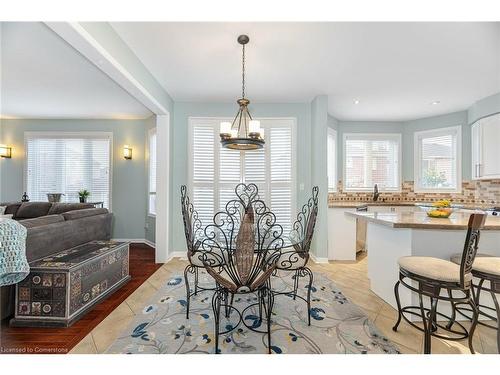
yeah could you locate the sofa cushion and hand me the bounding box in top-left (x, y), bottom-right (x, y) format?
top-left (0, 202), bottom-right (22, 217)
top-left (18, 214), bottom-right (65, 229)
top-left (15, 202), bottom-right (52, 219)
top-left (62, 208), bottom-right (108, 221)
top-left (48, 202), bottom-right (94, 215)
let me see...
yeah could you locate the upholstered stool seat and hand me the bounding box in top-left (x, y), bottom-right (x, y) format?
top-left (450, 253), bottom-right (500, 277)
top-left (450, 252), bottom-right (493, 265)
top-left (398, 256), bottom-right (471, 284)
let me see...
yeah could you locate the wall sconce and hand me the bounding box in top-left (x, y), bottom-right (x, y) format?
top-left (123, 145), bottom-right (132, 160)
top-left (0, 145), bottom-right (12, 158)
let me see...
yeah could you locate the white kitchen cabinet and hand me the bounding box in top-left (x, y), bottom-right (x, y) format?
top-left (472, 113), bottom-right (500, 180)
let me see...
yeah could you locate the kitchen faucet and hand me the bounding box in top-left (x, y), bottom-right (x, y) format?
top-left (373, 184), bottom-right (379, 202)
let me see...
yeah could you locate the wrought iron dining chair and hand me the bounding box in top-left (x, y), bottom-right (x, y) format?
top-left (201, 183), bottom-right (283, 354)
top-left (180, 185), bottom-right (220, 319)
top-left (392, 213), bottom-right (487, 354)
top-left (271, 186), bottom-right (319, 326)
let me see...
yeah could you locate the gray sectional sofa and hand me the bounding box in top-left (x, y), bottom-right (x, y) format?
top-left (0, 202), bottom-right (113, 319)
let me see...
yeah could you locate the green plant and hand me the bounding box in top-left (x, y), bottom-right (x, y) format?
top-left (422, 168), bottom-right (447, 187)
top-left (78, 189), bottom-right (90, 198)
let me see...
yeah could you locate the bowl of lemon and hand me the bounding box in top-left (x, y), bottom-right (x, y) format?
top-left (426, 200), bottom-right (454, 218)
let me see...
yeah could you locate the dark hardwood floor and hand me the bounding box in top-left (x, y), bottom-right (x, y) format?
top-left (0, 243), bottom-right (162, 354)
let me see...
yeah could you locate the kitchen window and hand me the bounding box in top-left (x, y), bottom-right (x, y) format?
top-left (148, 128), bottom-right (157, 216)
top-left (327, 128), bottom-right (337, 192)
top-left (189, 117), bottom-right (296, 234)
top-left (25, 132), bottom-right (112, 208)
top-left (414, 126), bottom-right (461, 193)
top-left (343, 133), bottom-right (401, 192)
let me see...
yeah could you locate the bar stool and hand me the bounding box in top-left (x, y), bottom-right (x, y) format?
top-left (392, 213), bottom-right (487, 354)
top-left (449, 253), bottom-right (500, 353)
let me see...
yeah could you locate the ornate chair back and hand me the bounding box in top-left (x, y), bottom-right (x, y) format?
top-left (459, 213), bottom-right (487, 289)
top-left (290, 186), bottom-right (319, 254)
top-left (201, 184), bottom-right (284, 293)
top-left (180, 185), bottom-right (203, 262)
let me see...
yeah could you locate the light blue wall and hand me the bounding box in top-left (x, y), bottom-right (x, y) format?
top-left (327, 114), bottom-right (339, 131)
top-left (468, 92), bottom-right (500, 124)
top-left (402, 111), bottom-right (469, 180)
top-left (311, 96), bottom-right (329, 258)
top-left (0, 118), bottom-right (152, 239)
top-left (169, 101), bottom-right (312, 252)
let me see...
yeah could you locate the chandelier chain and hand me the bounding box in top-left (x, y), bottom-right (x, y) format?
top-left (242, 43), bottom-right (246, 98)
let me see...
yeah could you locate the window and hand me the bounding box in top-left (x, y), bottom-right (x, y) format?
top-left (25, 132), bottom-right (112, 208)
top-left (148, 128), bottom-right (157, 215)
top-left (189, 117), bottom-right (296, 234)
top-left (327, 128), bottom-right (337, 192)
top-left (343, 133), bottom-right (401, 192)
top-left (414, 126), bottom-right (461, 192)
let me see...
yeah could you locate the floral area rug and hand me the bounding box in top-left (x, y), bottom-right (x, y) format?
top-left (106, 269), bottom-right (400, 354)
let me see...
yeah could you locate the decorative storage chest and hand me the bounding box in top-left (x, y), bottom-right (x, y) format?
top-left (11, 241), bottom-right (130, 327)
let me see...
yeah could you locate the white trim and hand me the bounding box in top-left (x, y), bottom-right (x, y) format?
top-left (155, 114), bottom-right (170, 263)
top-left (309, 253), bottom-right (329, 264)
top-left (112, 238), bottom-right (155, 248)
top-left (147, 127), bottom-right (157, 217)
top-left (342, 133), bottom-right (402, 193)
top-left (327, 127), bottom-right (338, 193)
top-left (23, 131), bottom-right (114, 211)
top-left (165, 251), bottom-right (188, 263)
top-left (45, 22), bottom-right (169, 115)
top-left (413, 125), bottom-right (462, 193)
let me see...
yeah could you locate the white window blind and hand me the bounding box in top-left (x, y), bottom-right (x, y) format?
top-left (327, 128), bottom-right (337, 192)
top-left (414, 126), bottom-right (461, 192)
top-left (25, 132), bottom-right (112, 208)
top-left (189, 118), bottom-right (296, 234)
top-left (148, 128), bottom-right (157, 215)
top-left (344, 133), bottom-right (401, 191)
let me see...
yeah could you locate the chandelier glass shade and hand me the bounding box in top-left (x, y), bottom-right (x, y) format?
top-left (220, 35), bottom-right (264, 150)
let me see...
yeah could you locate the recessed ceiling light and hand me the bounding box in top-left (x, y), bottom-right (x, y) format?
top-left (353, 99), bottom-right (360, 105)
top-left (431, 101), bottom-right (441, 105)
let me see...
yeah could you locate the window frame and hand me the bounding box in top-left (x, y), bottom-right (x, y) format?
top-left (23, 131), bottom-right (113, 210)
top-left (343, 132), bottom-right (402, 193)
top-left (187, 116), bottom-right (297, 227)
top-left (413, 125), bottom-right (462, 193)
top-left (327, 127), bottom-right (337, 193)
top-left (148, 127), bottom-right (157, 217)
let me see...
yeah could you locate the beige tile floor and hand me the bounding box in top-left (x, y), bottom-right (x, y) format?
top-left (70, 255), bottom-right (498, 354)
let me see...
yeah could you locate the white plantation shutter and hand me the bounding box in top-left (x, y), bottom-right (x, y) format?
top-left (189, 118), bottom-right (295, 233)
top-left (415, 126), bottom-right (460, 192)
top-left (25, 133), bottom-right (111, 208)
top-left (269, 125), bottom-right (293, 234)
top-left (148, 129), bottom-right (157, 215)
top-left (191, 124), bottom-right (216, 225)
top-left (344, 134), bottom-right (401, 191)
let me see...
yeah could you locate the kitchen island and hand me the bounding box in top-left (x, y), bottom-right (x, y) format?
top-left (345, 210), bottom-right (500, 318)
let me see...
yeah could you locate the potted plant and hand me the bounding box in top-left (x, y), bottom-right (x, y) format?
top-left (78, 189), bottom-right (90, 203)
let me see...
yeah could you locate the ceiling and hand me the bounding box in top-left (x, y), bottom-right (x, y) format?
top-left (1, 22), bottom-right (152, 119)
top-left (111, 22), bottom-right (500, 121)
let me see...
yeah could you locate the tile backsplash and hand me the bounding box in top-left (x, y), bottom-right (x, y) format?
top-left (328, 180), bottom-right (500, 206)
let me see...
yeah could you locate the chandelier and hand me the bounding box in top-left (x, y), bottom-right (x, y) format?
top-left (219, 35), bottom-right (264, 150)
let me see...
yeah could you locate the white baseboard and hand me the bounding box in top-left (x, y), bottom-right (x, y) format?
top-left (112, 238), bottom-right (155, 249)
top-left (310, 253), bottom-right (329, 264)
top-left (165, 251), bottom-right (187, 262)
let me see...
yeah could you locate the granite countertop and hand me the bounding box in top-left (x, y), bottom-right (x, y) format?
top-left (329, 202), bottom-right (415, 208)
top-left (345, 210), bottom-right (500, 230)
